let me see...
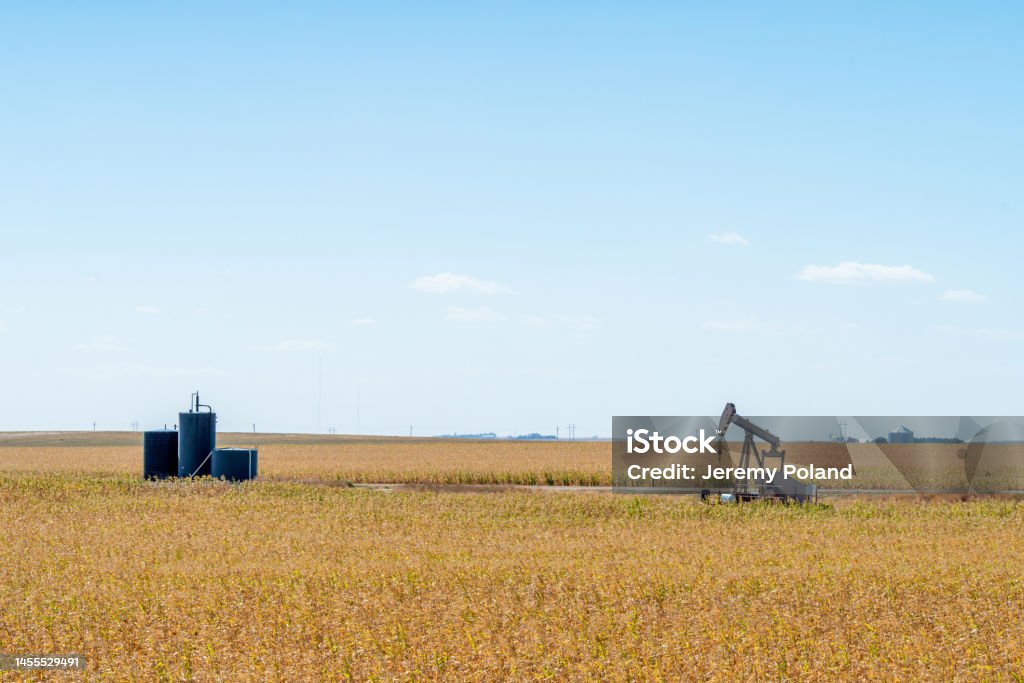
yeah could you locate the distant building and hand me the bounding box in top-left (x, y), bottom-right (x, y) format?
top-left (888, 425), bottom-right (914, 443)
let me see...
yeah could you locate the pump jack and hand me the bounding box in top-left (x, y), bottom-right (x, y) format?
top-left (703, 403), bottom-right (817, 503)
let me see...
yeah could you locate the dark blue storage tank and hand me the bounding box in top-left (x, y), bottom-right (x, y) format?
top-left (178, 410), bottom-right (216, 477)
top-left (211, 448), bottom-right (258, 481)
top-left (143, 430), bottom-right (178, 479)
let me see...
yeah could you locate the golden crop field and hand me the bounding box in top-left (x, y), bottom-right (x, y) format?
top-left (0, 433), bottom-right (609, 486)
top-left (5, 433), bottom-right (1021, 492)
top-left (1, 435), bottom-right (1023, 681)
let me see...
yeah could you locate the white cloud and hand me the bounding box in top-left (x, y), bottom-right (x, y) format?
top-left (445, 306), bottom-right (505, 322)
top-left (412, 273), bottom-right (514, 295)
top-left (73, 336), bottom-right (130, 352)
top-left (135, 305), bottom-right (159, 314)
top-left (250, 339), bottom-right (334, 351)
top-left (940, 289), bottom-right (986, 303)
top-left (796, 262), bottom-right (934, 284)
top-left (707, 232), bottom-right (749, 246)
top-left (351, 318), bottom-right (377, 326)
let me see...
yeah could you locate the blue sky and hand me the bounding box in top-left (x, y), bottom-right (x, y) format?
top-left (1, 2), bottom-right (1022, 435)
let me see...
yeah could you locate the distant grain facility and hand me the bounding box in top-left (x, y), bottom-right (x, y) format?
top-left (888, 425), bottom-right (914, 443)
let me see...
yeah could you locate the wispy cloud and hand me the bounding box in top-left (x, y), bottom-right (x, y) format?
top-left (796, 262), bottom-right (934, 284)
top-left (939, 289), bottom-right (986, 303)
top-left (700, 317), bottom-right (822, 337)
top-left (351, 318), bottom-right (377, 326)
top-left (412, 273), bottom-right (514, 295)
top-left (707, 232), bottom-right (749, 247)
top-left (249, 339), bottom-right (334, 351)
top-left (73, 335), bottom-right (130, 352)
top-left (68, 361), bottom-right (225, 381)
top-left (445, 306), bottom-right (505, 322)
top-left (700, 318), bottom-right (759, 332)
top-left (523, 314), bottom-right (600, 330)
top-left (936, 324), bottom-right (1024, 341)
top-left (135, 305), bottom-right (159, 314)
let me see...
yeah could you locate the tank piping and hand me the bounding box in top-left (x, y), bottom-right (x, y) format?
top-left (190, 391), bottom-right (213, 413)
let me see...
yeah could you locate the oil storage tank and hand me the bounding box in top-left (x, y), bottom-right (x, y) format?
top-left (211, 448), bottom-right (258, 481)
top-left (143, 430), bottom-right (178, 479)
top-left (178, 393), bottom-right (216, 477)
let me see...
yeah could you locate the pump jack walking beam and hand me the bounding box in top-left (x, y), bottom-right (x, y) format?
top-left (716, 402), bottom-right (787, 495)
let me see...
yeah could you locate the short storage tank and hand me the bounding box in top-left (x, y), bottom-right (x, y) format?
top-left (211, 448), bottom-right (258, 481)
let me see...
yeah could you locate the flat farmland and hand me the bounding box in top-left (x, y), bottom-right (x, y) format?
top-left (1, 435), bottom-right (1023, 681)
top-left (0, 432), bottom-right (610, 485)
top-left (5, 433), bottom-right (1021, 491)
